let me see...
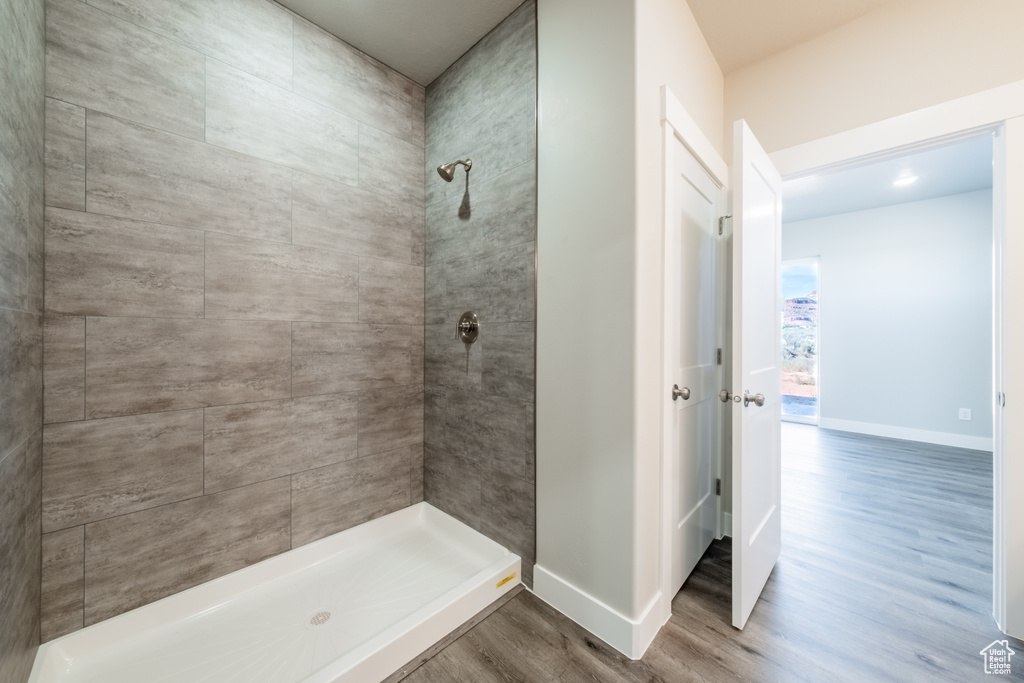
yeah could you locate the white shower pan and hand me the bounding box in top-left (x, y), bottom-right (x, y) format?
top-left (30, 502), bottom-right (520, 683)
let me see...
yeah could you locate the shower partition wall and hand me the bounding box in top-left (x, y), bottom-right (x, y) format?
top-left (39, 0), bottom-right (426, 642)
top-left (423, 1), bottom-right (538, 586)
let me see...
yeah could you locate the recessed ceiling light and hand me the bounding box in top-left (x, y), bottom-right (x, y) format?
top-left (892, 175), bottom-right (918, 187)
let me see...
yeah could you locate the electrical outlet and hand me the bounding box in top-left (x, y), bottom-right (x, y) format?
top-left (959, 408), bottom-right (972, 421)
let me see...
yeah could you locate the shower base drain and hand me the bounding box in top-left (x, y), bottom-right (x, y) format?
top-left (304, 608), bottom-right (336, 631)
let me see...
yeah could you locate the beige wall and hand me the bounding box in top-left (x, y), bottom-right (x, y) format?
top-left (40, 0), bottom-right (425, 641)
top-left (725, 0), bottom-right (1024, 154)
top-left (0, 0), bottom-right (44, 678)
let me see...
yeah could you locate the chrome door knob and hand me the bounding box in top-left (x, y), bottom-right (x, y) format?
top-left (672, 384), bottom-right (691, 401)
top-left (743, 391), bottom-right (765, 407)
top-left (719, 389), bottom-right (732, 403)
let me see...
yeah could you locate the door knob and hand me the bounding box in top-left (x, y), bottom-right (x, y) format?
top-left (719, 390), bottom-right (733, 403)
top-left (672, 385), bottom-right (690, 401)
top-left (743, 391), bottom-right (765, 407)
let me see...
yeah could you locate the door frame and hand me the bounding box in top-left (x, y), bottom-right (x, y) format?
top-left (659, 85), bottom-right (730, 625)
top-left (769, 79), bottom-right (1024, 637)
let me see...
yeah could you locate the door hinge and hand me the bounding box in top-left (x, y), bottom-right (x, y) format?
top-left (716, 478), bottom-right (722, 496)
top-left (717, 348), bottom-right (722, 365)
top-left (998, 391), bottom-right (1006, 407)
top-left (718, 215), bottom-right (732, 236)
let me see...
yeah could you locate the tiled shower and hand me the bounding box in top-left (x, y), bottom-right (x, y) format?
top-left (0, 0), bottom-right (536, 680)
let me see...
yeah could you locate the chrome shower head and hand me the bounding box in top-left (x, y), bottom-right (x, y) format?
top-left (437, 158), bottom-right (472, 182)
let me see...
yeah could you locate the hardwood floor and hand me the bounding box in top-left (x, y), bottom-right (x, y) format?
top-left (400, 423), bottom-right (1023, 682)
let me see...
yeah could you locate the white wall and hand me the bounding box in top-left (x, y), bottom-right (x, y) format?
top-left (535, 0), bottom-right (723, 658)
top-left (725, 0), bottom-right (1024, 155)
top-left (783, 191), bottom-right (993, 448)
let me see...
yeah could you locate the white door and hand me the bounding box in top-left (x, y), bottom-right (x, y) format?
top-left (730, 119), bottom-right (783, 629)
top-left (666, 132), bottom-right (722, 594)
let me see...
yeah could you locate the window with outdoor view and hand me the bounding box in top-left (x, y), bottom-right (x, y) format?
top-left (782, 260), bottom-right (818, 422)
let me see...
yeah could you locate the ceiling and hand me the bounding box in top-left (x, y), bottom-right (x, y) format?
top-left (276, 0), bottom-right (525, 86)
top-left (686, 0), bottom-right (895, 74)
top-left (782, 134), bottom-right (994, 224)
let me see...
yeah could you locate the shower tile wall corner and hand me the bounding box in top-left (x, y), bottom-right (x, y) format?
top-left (1, 0), bottom-right (45, 678)
top-left (39, 0), bottom-right (425, 641)
top-left (423, 0), bottom-right (537, 587)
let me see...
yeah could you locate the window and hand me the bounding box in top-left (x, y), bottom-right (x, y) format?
top-left (781, 259), bottom-right (819, 423)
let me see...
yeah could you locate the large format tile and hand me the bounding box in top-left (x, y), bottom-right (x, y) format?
top-left (293, 18), bottom-right (424, 147)
top-left (0, 0), bottom-right (44, 192)
top-left (291, 447), bottom-right (411, 547)
top-left (358, 384), bottom-right (423, 457)
top-left (85, 317), bottom-right (291, 418)
top-left (410, 443), bottom-right (424, 504)
top-left (425, 82), bottom-right (536, 207)
top-left (45, 207), bottom-right (204, 318)
top-left (83, 477), bottom-right (290, 625)
top-left (445, 391), bottom-right (529, 480)
top-left (292, 322), bottom-right (423, 396)
top-left (482, 322), bottom-right (535, 402)
top-left (204, 394), bottom-right (358, 494)
top-left (42, 410), bottom-right (204, 531)
top-left (46, 0), bottom-right (205, 140)
top-left (359, 124), bottom-right (424, 207)
top-left (424, 388), bottom-right (447, 448)
top-left (44, 98), bottom-right (85, 211)
top-left (86, 112), bottom-right (291, 243)
top-left (446, 241), bottom-right (534, 323)
top-left (205, 232), bottom-right (358, 323)
top-left (0, 429), bottom-right (42, 683)
top-left (206, 60), bottom-right (359, 185)
top-left (424, 323), bottom-right (482, 393)
top-left (292, 171), bottom-right (418, 264)
top-left (87, 0), bottom-right (293, 89)
top-left (478, 468), bottom-right (535, 586)
top-left (359, 257), bottom-right (424, 325)
top-left (43, 314), bottom-right (84, 424)
top-left (0, 309), bottom-right (42, 460)
top-left (0, 150), bottom-right (43, 314)
top-left (41, 526), bottom-right (84, 642)
top-left (423, 444), bottom-right (482, 532)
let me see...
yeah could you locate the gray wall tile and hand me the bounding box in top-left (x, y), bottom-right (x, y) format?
top-left (0, 310), bottom-right (42, 460)
top-left (46, 0), bottom-right (205, 140)
top-left (291, 448), bottom-right (411, 547)
top-left (424, 388), bottom-right (447, 447)
top-left (86, 112), bottom-right (292, 243)
top-left (0, 0), bottom-right (45, 191)
top-left (204, 394), bottom-right (358, 494)
top-left (85, 317), bottom-right (291, 418)
top-left (359, 257), bottom-right (424, 325)
top-left (44, 98), bottom-right (85, 211)
top-left (293, 19), bottom-right (424, 148)
top-left (358, 384), bottom-right (423, 457)
top-left (45, 207), bottom-right (205, 318)
top-left (292, 170), bottom-right (419, 264)
top-left (0, 430), bottom-right (42, 683)
top-left (206, 59), bottom-right (359, 185)
top-left (43, 314), bottom-right (84, 424)
top-left (445, 392), bottom-right (529, 480)
top-left (205, 232), bottom-right (358, 323)
top-left (482, 322), bottom-right (535, 402)
top-left (478, 468), bottom-right (535, 587)
top-left (425, 265), bottom-right (447, 325)
top-left (292, 322), bottom-right (423, 397)
top-left (42, 410), bottom-right (204, 532)
top-left (410, 443), bottom-right (424, 504)
top-left (423, 444), bottom-right (481, 530)
top-left (359, 124), bottom-right (424, 207)
top-left (425, 323), bottom-right (482, 393)
top-left (41, 526), bottom-right (84, 642)
top-left (0, 152), bottom-right (44, 313)
top-left (87, 0), bottom-right (294, 89)
top-left (84, 477), bottom-right (290, 625)
top-left (446, 241), bottom-right (534, 323)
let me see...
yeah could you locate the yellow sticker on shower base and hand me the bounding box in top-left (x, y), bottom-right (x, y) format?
top-left (496, 572), bottom-right (517, 589)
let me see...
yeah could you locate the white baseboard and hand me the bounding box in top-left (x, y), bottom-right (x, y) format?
top-left (818, 417), bottom-right (993, 452)
top-left (532, 565), bottom-right (663, 659)
top-left (721, 512), bottom-right (732, 538)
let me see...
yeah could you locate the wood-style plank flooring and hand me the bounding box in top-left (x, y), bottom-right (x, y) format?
top-left (400, 423), bottom-right (1023, 682)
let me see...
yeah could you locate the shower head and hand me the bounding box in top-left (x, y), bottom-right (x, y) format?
top-left (437, 158), bottom-right (472, 182)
